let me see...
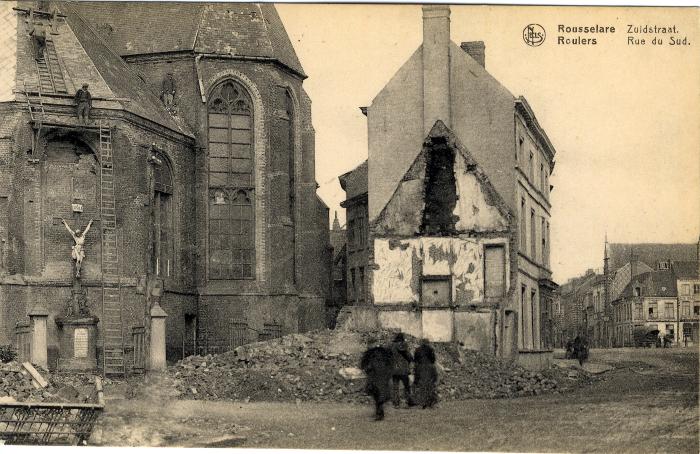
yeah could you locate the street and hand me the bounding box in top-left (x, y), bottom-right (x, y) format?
top-left (92, 347), bottom-right (698, 452)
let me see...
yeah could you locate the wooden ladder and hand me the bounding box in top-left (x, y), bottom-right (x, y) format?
top-left (99, 121), bottom-right (125, 376)
top-left (22, 81), bottom-right (45, 122)
top-left (44, 39), bottom-right (67, 94)
top-left (33, 38), bottom-right (66, 94)
top-left (22, 81), bottom-right (45, 156)
top-left (34, 56), bottom-right (54, 94)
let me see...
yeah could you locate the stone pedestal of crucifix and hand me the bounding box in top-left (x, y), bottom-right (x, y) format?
top-left (55, 218), bottom-right (99, 372)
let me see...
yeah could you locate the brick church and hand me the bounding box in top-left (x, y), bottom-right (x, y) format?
top-left (0, 1), bottom-right (331, 373)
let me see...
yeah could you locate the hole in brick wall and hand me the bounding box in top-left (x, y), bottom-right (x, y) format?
top-left (420, 142), bottom-right (458, 236)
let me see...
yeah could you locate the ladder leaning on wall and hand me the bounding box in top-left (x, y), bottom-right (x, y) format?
top-left (99, 121), bottom-right (125, 376)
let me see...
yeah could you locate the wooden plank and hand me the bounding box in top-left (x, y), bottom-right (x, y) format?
top-left (22, 362), bottom-right (49, 388)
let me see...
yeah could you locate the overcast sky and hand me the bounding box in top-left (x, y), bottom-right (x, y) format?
top-left (276, 4), bottom-right (699, 283)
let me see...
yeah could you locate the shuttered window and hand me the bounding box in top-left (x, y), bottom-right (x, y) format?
top-left (484, 245), bottom-right (506, 299)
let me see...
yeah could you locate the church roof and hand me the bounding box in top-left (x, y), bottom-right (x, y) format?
top-left (0, 2), bottom-right (192, 136)
top-left (70, 2), bottom-right (305, 77)
top-left (60, 3), bottom-right (192, 136)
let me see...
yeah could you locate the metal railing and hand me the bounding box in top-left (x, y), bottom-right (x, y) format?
top-left (0, 378), bottom-right (104, 445)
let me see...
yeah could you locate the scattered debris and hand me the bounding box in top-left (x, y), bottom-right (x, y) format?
top-left (153, 330), bottom-right (596, 403)
top-left (0, 361), bottom-right (109, 403)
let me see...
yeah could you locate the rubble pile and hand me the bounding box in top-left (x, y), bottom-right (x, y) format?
top-left (166, 330), bottom-right (594, 403)
top-left (0, 361), bottom-right (101, 403)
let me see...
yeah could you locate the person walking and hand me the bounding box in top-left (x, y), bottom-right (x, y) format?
top-left (413, 338), bottom-right (438, 409)
top-left (389, 332), bottom-right (415, 408)
top-left (360, 340), bottom-right (393, 421)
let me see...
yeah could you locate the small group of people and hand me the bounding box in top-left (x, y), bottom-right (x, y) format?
top-left (360, 333), bottom-right (438, 421)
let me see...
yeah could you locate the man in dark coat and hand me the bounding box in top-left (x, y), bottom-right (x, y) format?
top-left (360, 342), bottom-right (393, 421)
top-left (390, 332), bottom-right (415, 408)
top-left (75, 84), bottom-right (92, 124)
top-left (572, 335), bottom-right (589, 366)
top-left (413, 338), bottom-right (438, 409)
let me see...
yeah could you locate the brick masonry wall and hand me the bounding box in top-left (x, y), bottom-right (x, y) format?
top-left (2, 36), bottom-right (329, 361)
top-left (130, 56), bottom-right (329, 309)
top-left (0, 100), bottom-right (198, 361)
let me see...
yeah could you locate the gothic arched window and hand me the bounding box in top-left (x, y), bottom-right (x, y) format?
top-left (153, 152), bottom-right (173, 277)
top-left (207, 80), bottom-right (254, 279)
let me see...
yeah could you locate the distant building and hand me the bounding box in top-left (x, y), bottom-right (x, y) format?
top-left (561, 241), bottom-right (700, 349)
top-left (560, 270), bottom-right (599, 341)
top-left (339, 161), bottom-right (369, 307)
top-left (672, 259), bottom-right (699, 346)
top-left (612, 269), bottom-right (679, 346)
top-left (328, 212), bottom-right (347, 327)
top-left (583, 274), bottom-right (609, 348)
top-left (551, 291), bottom-right (562, 348)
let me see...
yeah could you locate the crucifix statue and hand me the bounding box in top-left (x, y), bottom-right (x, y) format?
top-left (61, 219), bottom-right (94, 278)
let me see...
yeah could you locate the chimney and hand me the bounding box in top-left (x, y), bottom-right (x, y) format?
top-left (460, 41), bottom-right (486, 68)
top-left (422, 5), bottom-right (451, 134)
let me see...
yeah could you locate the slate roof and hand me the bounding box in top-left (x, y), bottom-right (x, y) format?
top-left (70, 2), bottom-right (305, 77)
top-left (672, 261), bottom-right (699, 280)
top-left (608, 243), bottom-right (697, 272)
top-left (339, 160), bottom-right (368, 202)
top-left (619, 270), bottom-right (678, 299)
top-left (58, 2), bottom-right (193, 136)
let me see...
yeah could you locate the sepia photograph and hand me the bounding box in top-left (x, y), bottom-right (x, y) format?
top-left (0, 0), bottom-right (698, 452)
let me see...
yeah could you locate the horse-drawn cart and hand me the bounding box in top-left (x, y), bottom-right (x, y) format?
top-left (0, 376), bottom-right (104, 445)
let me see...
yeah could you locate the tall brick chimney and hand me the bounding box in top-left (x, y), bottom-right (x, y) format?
top-left (460, 41), bottom-right (486, 68)
top-left (422, 5), bottom-right (451, 134)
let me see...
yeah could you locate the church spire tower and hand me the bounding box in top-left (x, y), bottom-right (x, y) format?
top-left (332, 211), bottom-right (342, 231)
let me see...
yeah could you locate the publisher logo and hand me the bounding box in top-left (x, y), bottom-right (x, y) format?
top-left (523, 24), bottom-right (546, 47)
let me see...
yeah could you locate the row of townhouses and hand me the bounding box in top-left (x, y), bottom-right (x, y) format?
top-left (557, 241), bottom-right (700, 348)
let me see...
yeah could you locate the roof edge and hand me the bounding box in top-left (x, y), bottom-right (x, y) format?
top-left (515, 96), bottom-right (556, 165)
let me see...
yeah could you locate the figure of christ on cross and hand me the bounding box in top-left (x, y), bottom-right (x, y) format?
top-left (61, 219), bottom-right (94, 278)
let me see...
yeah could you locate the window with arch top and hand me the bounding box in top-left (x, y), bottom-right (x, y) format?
top-left (207, 80), bottom-right (255, 280)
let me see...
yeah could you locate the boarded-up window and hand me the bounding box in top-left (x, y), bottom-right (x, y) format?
top-left (421, 276), bottom-right (451, 307)
top-left (484, 245), bottom-right (505, 299)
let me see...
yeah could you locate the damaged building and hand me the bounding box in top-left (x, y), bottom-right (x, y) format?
top-left (339, 5), bottom-right (557, 366)
top-left (0, 1), bottom-right (330, 374)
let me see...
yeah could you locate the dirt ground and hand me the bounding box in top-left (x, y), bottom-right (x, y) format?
top-left (91, 347), bottom-right (699, 453)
